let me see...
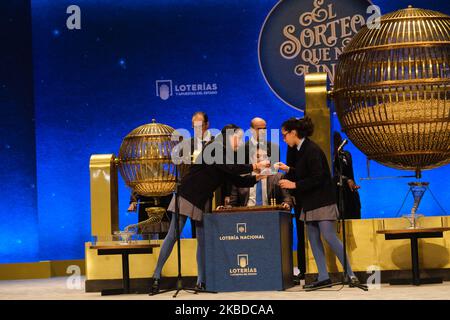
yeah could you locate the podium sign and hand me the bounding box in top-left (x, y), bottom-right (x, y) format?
top-left (204, 211), bottom-right (293, 292)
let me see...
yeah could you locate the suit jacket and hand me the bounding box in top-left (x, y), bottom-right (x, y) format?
top-left (241, 140), bottom-right (280, 163)
top-left (283, 138), bottom-right (336, 212)
top-left (174, 135), bottom-right (214, 178)
top-left (333, 150), bottom-right (361, 219)
top-left (178, 140), bottom-right (257, 210)
top-left (222, 140), bottom-right (280, 198)
top-left (229, 173), bottom-right (293, 208)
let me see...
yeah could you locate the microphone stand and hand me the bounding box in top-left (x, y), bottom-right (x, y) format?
top-left (306, 148), bottom-right (367, 292)
top-left (150, 163), bottom-right (216, 298)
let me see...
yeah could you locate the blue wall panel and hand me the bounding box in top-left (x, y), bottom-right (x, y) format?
top-left (0, 0), bottom-right (448, 262)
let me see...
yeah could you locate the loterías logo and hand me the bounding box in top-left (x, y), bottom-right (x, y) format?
top-left (258, 0), bottom-right (376, 111)
top-left (156, 79), bottom-right (218, 100)
top-left (156, 80), bottom-right (173, 100)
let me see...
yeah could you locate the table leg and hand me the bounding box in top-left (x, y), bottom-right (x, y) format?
top-left (410, 236), bottom-right (420, 285)
top-left (122, 253), bottom-right (130, 294)
top-left (389, 236), bottom-right (442, 286)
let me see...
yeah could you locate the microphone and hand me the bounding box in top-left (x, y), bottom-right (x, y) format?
top-left (337, 139), bottom-right (348, 153)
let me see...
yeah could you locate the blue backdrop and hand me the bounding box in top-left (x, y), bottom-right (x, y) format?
top-left (0, 0), bottom-right (449, 263)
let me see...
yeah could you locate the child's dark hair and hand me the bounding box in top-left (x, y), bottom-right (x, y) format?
top-left (221, 124), bottom-right (241, 136)
top-left (213, 124), bottom-right (242, 145)
top-left (281, 116), bottom-right (314, 138)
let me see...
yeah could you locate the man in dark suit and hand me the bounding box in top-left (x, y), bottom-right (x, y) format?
top-left (223, 117), bottom-right (279, 206)
top-left (174, 111), bottom-right (213, 167)
top-left (229, 149), bottom-right (292, 209)
top-left (333, 132), bottom-right (361, 219)
top-left (229, 172), bottom-right (292, 209)
top-left (242, 117), bottom-right (279, 165)
top-left (165, 111), bottom-right (214, 238)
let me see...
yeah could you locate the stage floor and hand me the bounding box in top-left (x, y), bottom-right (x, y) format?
top-left (0, 277), bottom-right (449, 300)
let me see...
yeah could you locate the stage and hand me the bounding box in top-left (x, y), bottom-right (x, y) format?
top-left (1, 0), bottom-right (450, 308)
top-left (1, 276), bottom-right (450, 300)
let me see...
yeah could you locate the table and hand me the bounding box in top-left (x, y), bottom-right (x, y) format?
top-left (377, 227), bottom-right (450, 286)
top-left (90, 243), bottom-right (160, 295)
top-left (204, 210), bottom-right (293, 292)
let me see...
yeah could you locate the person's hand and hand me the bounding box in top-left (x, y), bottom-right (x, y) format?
top-left (254, 160), bottom-right (270, 171)
top-left (281, 202), bottom-right (291, 210)
top-left (127, 202), bottom-right (137, 212)
top-left (347, 179), bottom-right (360, 191)
top-left (215, 205), bottom-right (226, 211)
top-left (279, 179), bottom-right (296, 189)
top-left (274, 162), bottom-right (289, 172)
top-left (255, 174), bottom-right (269, 181)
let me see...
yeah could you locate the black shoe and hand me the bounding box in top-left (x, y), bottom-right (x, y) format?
top-left (195, 282), bottom-right (206, 291)
top-left (303, 278), bottom-right (332, 290)
top-left (149, 278), bottom-right (160, 295)
top-left (349, 276), bottom-right (360, 287)
top-left (293, 273), bottom-right (305, 285)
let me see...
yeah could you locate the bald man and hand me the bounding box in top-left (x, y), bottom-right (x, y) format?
top-left (221, 117), bottom-right (279, 205)
top-left (245, 117), bottom-right (279, 165)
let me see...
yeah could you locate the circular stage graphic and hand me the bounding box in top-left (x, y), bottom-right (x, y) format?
top-left (258, 0), bottom-right (372, 111)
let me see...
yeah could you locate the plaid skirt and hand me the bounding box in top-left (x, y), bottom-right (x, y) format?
top-left (300, 204), bottom-right (339, 222)
top-left (167, 194), bottom-right (205, 222)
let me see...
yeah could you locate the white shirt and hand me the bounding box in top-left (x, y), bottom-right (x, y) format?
top-left (194, 130), bottom-right (212, 149)
top-left (296, 138), bottom-right (305, 151)
top-left (192, 130), bottom-right (212, 162)
top-left (249, 137), bottom-right (258, 163)
top-left (247, 173), bottom-right (268, 206)
top-left (249, 136), bottom-right (271, 163)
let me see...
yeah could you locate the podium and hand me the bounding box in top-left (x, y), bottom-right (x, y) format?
top-left (204, 210), bottom-right (293, 292)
